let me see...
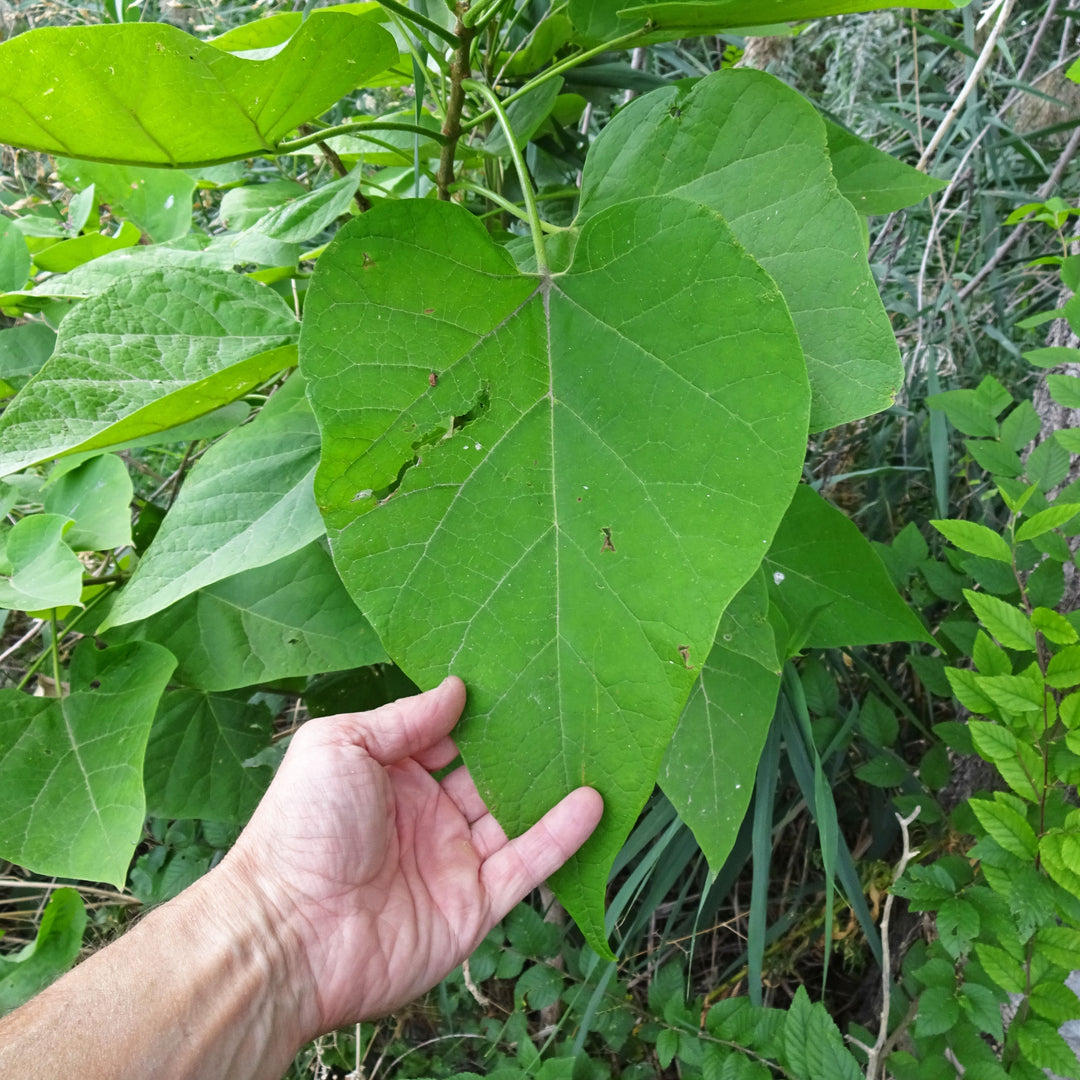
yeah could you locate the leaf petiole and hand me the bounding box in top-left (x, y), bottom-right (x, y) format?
top-left (461, 79), bottom-right (548, 273)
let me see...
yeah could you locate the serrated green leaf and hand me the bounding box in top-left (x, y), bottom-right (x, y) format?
top-left (301, 196), bottom-right (810, 955)
top-left (662, 644), bottom-right (779, 870)
top-left (915, 985), bottom-right (959, 1037)
top-left (1048, 646), bottom-right (1080, 690)
top-left (974, 942), bottom-right (1026, 994)
top-left (1024, 346), bottom-right (1078, 368)
top-left (0, 14), bottom-right (397, 167)
top-left (959, 982), bottom-right (1004, 1041)
top-left (945, 667), bottom-right (998, 716)
top-left (859, 694), bottom-right (899, 746)
top-left (1028, 437), bottom-right (1073, 490)
top-left (100, 374), bottom-right (322, 629)
top-left (1041, 831), bottom-right (1080, 897)
top-left (969, 797), bottom-right (1037, 859)
top-left (764, 487), bottom-right (931, 648)
top-left (964, 438), bottom-right (1023, 478)
top-left (143, 690), bottom-right (274, 823)
top-left (110, 542), bottom-right (386, 691)
top-left (514, 962), bottom-right (564, 1010)
top-left (1029, 981), bottom-right (1080, 1025)
top-left (1048, 374), bottom-right (1080, 409)
top-left (0, 514), bottom-right (85, 611)
top-left (973, 630), bottom-right (1011, 676)
top-left (1000, 400), bottom-right (1042, 452)
top-left (576, 69), bottom-right (901, 431)
top-left (1031, 606), bottom-right (1078, 645)
top-left (963, 590), bottom-right (1036, 650)
top-left (976, 672), bottom-right (1046, 714)
top-left (969, 721), bottom-right (1041, 800)
top-left (1016, 1017), bottom-right (1080, 1079)
top-left (43, 453), bottom-right (133, 551)
top-left (854, 752), bottom-right (909, 787)
top-left (931, 520), bottom-right (1012, 564)
top-left (1017, 503), bottom-right (1080, 543)
top-left (822, 118), bottom-right (946, 215)
top-left (927, 390), bottom-right (1000, 438)
top-left (0, 268), bottom-right (298, 478)
top-left (0, 641), bottom-right (176, 885)
top-left (937, 897), bottom-right (979, 959)
top-left (1037, 925), bottom-right (1080, 970)
top-left (0, 887), bottom-right (87, 1014)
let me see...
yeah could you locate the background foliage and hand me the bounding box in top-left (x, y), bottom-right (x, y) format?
top-left (2, 0), bottom-right (1080, 1077)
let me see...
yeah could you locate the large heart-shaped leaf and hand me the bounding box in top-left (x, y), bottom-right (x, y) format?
top-left (577, 69), bottom-right (902, 432)
top-left (0, 267), bottom-right (298, 479)
top-left (301, 197), bottom-right (810, 952)
top-left (0, 641), bottom-right (176, 886)
top-left (100, 374), bottom-right (322, 629)
top-left (0, 14), bottom-right (397, 167)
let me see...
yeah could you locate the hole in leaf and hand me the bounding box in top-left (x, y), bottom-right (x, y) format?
top-left (601, 527), bottom-right (615, 553)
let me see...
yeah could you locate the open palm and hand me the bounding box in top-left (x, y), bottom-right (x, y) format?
top-left (224, 677), bottom-right (602, 1037)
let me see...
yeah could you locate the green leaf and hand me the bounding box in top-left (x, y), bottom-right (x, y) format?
top-left (959, 982), bottom-right (1004, 1041)
top-left (1036, 925), bottom-right (1080, 970)
top-left (0, 268), bottom-right (299, 478)
top-left (1000, 400), bottom-right (1042, 451)
top-left (1047, 374), bottom-right (1080, 409)
top-left (143, 690), bottom-right (274, 823)
top-left (1031, 606), bottom-right (1079, 645)
top-left (1016, 503), bottom-right (1080, 542)
top-left (969, 796), bottom-right (1037, 859)
top-left (1028, 437), bottom-right (1073, 490)
top-left (1015, 1018), bottom-right (1080, 1079)
top-left (976, 672), bottom-right (1045, 714)
top-left (111, 542), bottom-right (387, 690)
top-left (0, 888), bottom-right (87, 1014)
top-left (0, 323), bottom-right (55, 391)
top-left (1047, 645), bottom-right (1080, 690)
top-left (782, 985), bottom-right (863, 1080)
top-left (56, 159), bottom-right (195, 243)
top-left (576, 69), bottom-right (901, 431)
top-left (854, 752), bottom-right (909, 787)
top-left (965, 438), bottom-right (1023, 478)
top-left (915, 985), bottom-right (960, 1037)
top-left (973, 630), bottom-right (1011, 676)
top-left (931, 520), bottom-right (1012, 564)
top-left (969, 721), bottom-right (1041, 801)
top-left (974, 942), bottom-right (1026, 994)
top-left (1024, 346), bottom-right (1078, 368)
top-left (251, 169), bottom-right (361, 245)
top-left (945, 667), bottom-right (998, 716)
top-left (301, 197), bottom-right (810, 955)
top-left (220, 181), bottom-right (308, 232)
top-left (937, 897), bottom-right (979, 959)
top-left (859, 694), bottom-right (899, 746)
top-left (661, 644), bottom-right (781, 870)
top-left (0, 215), bottom-right (32, 294)
top-left (962, 590), bottom-right (1037, 651)
top-left (31, 225), bottom-right (142, 275)
top-left (1029, 981), bottom-right (1080, 1025)
top-left (764, 487), bottom-right (931, 649)
top-left (1040, 830), bottom-right (1080, 897)
top-left (0, 14), bottom-right (397, 167)
top-left (823, 119), bottom-right (946, 215)
top-left (0, 641), bottom-right (176, 885)
top-left (100, 373), bottom-right (321, 629)
top-left (0, 515), bottom-right (85, 612)
top-left (713, 569), bottom-right (780, 672)
top-left (43, 453), bottom-right (133, 551)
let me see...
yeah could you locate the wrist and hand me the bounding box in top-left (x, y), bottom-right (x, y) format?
top-left (180, 854), bottom-right (323, 1056)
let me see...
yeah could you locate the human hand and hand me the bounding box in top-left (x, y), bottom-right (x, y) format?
top-left (218, 677), bottom-right (602, 1039)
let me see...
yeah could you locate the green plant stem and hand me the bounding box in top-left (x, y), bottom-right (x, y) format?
top-left (15, 588), bottom-right (115, 693)
top-left (450, 180), bottom-right (565, 233)
top-left (437, 8), bottom-right (476, 200)
top-left (461, 28), bottom-right (648, 132)
top-left (278, 121), bottom-right (448, 155)
top-left (461, 79), bottom-right (547, 273)
top-left (372, 0), bottom-right (460, 48)
top-left (49, 610), bottom-right (63, 696)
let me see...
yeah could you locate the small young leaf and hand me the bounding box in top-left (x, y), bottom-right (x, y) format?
top-left (931, 521), bottom-right (1012, 564)
top-left (962, 590), bottom-right (1036, 651)
top-left (1031, 606), bottom-right (1079, 645)
top-left (1015, 503), bottom-right (1080, 542)
top-left (0, 514), bottom-right (84, 612)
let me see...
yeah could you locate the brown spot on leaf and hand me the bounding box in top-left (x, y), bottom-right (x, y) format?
top-left (429, 371), bottom-right (437, 387)
top-left (601, 527), bottom-right (615, 553)
top-left (678, 645), bottom-right (693, 669)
